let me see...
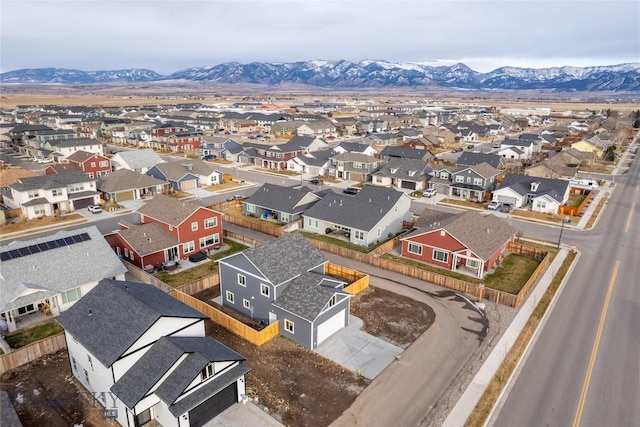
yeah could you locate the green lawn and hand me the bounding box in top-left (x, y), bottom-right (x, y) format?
top-left (4, 321), bottom-right (63, 349)
top-left (484, 254), bottom-right (542, 294)
top-left (302, 231), bottom-right (401, 254)
top-left (153, 240), bottom-right (248, 287)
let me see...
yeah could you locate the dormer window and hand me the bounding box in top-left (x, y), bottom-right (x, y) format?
top-left (202, 363), bottom-right (215, 380)
top-left (390, 168), bottom-right (398, 174)
top-left (530, 182), bottom-right (540, 192)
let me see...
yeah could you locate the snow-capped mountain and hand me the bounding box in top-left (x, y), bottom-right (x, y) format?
top-left (2, 61), bottom-right (639, 91)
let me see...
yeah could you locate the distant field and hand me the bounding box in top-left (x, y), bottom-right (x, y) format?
top-left (1, 83), bottom-right (638, 112)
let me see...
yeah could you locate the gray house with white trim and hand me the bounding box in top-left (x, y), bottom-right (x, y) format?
top-left (218, 232), bottom-right (350, 350)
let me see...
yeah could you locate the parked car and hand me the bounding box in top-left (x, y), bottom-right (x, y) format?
top-left (467, 144), bottom-right (475, 149)
top-left (492, 143), bottom-right (501, 149)
top-left (452, 147), bottom-right (464, 153)
top-left (629, 146), bottom-right (638, 154)
top-left (188, 251), bottom-right (208, 262)
top-left (87, 205), bottom-right (102, 214)
top-left (487, 200), bottom-right (502, 210)
top-left (201, 154), bottom-right (215, 161)
top-left (37, 158), bottom-right (53, 164)
top-left (227, 194), bottom-right (246, 201)
top-left (422, 188), bottom-right (437, 197)
top-left (309, 178), bottom-right (324, 185)
top-left (499, 203), bottom-right (513, 213)
top-left (343, 187), bottom-right (359, 195)
top-left (30, 156), bottom-right (44, 162)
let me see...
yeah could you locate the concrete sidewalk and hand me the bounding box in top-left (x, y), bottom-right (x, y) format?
top-left (442, 246), bottom-right (574, 427)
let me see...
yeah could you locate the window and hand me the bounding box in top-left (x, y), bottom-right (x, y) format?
top-left (27, 190), bottom-right (39, 199)
top-left (52, 189), bottom-right (60, 197)
top-left (433, 250), bottom-right (449, 263)
top-left (307, 218), bottom-right (318, 228)
top-left (183, 241), bottom-right (195, 253)
top-left (354, 230), bottom-right (364, 240)
top-left (34, 206), bottom-right (46, 216)
top-left (408, 243), bottom-right (423, 255)
top-left (353, 162), bottom-right (362, 169)
top-left (99, 160), bottom-right (108, 167)
top-left (536, 201), bottom-right (547, 209)
top-left (205, 217), bottom-right (218, 229)
top-left (284, 319), bottom-right (294, 333)
top-left (84, 369), bottom-right (90, 385)
top-left (225, 291), bottom-right (234, 304)
top-left (260, 283), bottom-right (270, 297)
top-left (124, 248), bottom-right (129, 258)
top-left (455, 176), bottom-right (465, 183)
top-left (90, 162), bottom-right (96, 167)
top-left (87, 354), bottom-right (93, 371)
top-left (129, 250), bottom-right (134, 260)
top-left (61, 288), bottom-right (82, 304)
top-left (243, 299), bottom-right (251, 309)
top-left (237, 274), bottom-right (246, 286)
top-left (473, 178), bottom-right (483, 186)
top-left (191, 221), bottom-right (198, 231)
top-left (199, 234), bottom-right (220, 248)
top-left (467, 259), bottom-right (479, 268)
top-left (202, 363), bottom-right (215, 380)
top-left (71, 357), bottom-right (77, 373)
top-left (328, 295), bottom-right (337, 308)
top-left (18, 304), bottom-right (35, 315)
top-left (441, 172), bottom-right (449, 179)
top-left (68, 183), bottom-right (85, 192)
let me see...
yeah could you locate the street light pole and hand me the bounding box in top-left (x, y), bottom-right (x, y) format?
top-left (557, 217), bottom-right (568, 248)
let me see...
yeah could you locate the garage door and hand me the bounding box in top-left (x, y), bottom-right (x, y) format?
top-left (316, 309), bottom-right (345, 346)
top-left (499, 196), bottom-right (517, 207)
top-left (401, 180), bottom-right (416, 190)
top-left (180, 179), bottom-right (197, 190)
top-left (189, 382), bottom-right (237, 427)
top-left (115, 190), bottom-right (134, 202)
top-left (73, 197), bottom-right (94, 209)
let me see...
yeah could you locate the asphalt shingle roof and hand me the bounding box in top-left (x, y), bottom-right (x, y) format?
top-left (151, 159), bottom-right (217, 181)
top-left (456, 152), bottom-right (504, 169)
top-left (97, 169), bottom-right (168, 192)
top-left (112, 149), bottom-right (165, 170)
top-left (137, 194), bottom-right (212, 227)
top-left (499, 173), bottom-right (570, 203)
top-left (240, 232), bottom-right (327, 286)
top-left (57, 279), bottom-right (207, 367)
top-left (372, 158), bottom-right (432, 181)
top-left (118, 222), bottom-right (179, 256)
top-left (245, 183), bottom-right (320, 214)
top-left (10, 172), bottom-right (92, 191)
top-left (272, 272), bottom-right (340, 321)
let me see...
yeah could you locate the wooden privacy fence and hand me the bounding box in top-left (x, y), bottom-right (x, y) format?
top-left (514, 251), bottom-right (552, 307)
top-left (0, 333), bottom-right (66, 375)
top-left (325, 263), bottom-right (369, 295)
top-left (558, 191), bottom-right (594, 216)
top-left (175, 274), bottom-right (220, 296)
top-left (122, 260), bottom-right (173, 293)
top-left (222, 214), bottom-right (285, 238)
top-left (170, 290), bottom-right (279, 346)
top-left (224, 229), bottom-right (263, 247)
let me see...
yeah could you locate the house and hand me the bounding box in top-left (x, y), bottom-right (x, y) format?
top-left (132, 194), bottom-right (224, 259)
top-left (242, 183), bottom-right (321, 224)
top-left (448, 163), bottom-right (501, 201)
top-left (218, 232), bottom-right (350, 349)
top-left (44, 163), bottom-right (83, 175)
top-left (303, 186), bottom-right (412, 247)
top-left (0, 226), bottom-right (127, 332)
top-left (111, 149), bottom-right (166, 174)
top-left (97, 169), bottom-right (170, 203)
top-left (3, 172), bottom-right (100, 219)
top-left (287, 149), bottom-right (334, 177)
top-left (43, 138), bottom-right (104, 162)
top-left (456, 152), bottom-right (506, 170)
top-left (378, 146), bottom-right (433, 162)
top-left (571, 137), bottom-right (608, 157)
top-left (371, 158), bottom-right (433, 191)
top-left (57, 279), bottom-right (250, 427)
top-left (555, 147), bottom-right (597, 167)
top-left (364, 132), bottom-right (399, 147)
top-left (147, 159), bottom-right (223, 190)
top-left (499, 138), bottom-right (538, 159)
top-left (333, 141), bottom-right (378, 156)
top-left (65, 150), bottom-right (112, 179)
top-left (492, 173), bottom-right (570, 213)
top-left (524, 159), bottom-right (578, 180)
top-left (327, 152), bottom-right (383, 182)
top-left (155, 132), bottom-right (202, 153)
top-left (400, 209), bottom-right (517, 278)
top-left (245, 139), bottom-right (310, 170)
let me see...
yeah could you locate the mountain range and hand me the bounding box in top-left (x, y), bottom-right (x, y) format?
top-left (1, 60), bottom-right (639, 92)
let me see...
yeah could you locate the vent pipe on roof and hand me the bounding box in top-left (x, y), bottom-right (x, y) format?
top-left (89, 309), bottom-right (92, 316)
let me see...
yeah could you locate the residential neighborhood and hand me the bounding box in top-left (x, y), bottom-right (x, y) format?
top-left (0, 98), bottom-right (638, 427)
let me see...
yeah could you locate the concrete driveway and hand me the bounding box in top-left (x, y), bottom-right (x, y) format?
top-left (314, 316), bottom-right (403, 380)
top-left (205, 401), bottom-right (284, 427)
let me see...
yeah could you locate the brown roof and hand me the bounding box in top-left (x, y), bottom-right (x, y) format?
top-left (66, 150), bottom-right (108, 164)
top-left (0, 167), bottom-right (40, 187)
top-left (137, 194), bottom-right (213, 227)
top-left (118, 222), bottom-right (178, 256)
top-left (45, 163), bottom-right (83, 174)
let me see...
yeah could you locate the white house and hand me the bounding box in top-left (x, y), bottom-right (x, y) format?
top-left (492, 173), bottom-right (570, 214)
top-left (57, 279), bottom-right (250, 427)
top-left (111, 149), bottom-right (166, 174)
top-left (0, 226), bottom-right (127, 332)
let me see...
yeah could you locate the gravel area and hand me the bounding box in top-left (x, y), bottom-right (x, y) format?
top-left (421, 299), bottom-right (519, 427)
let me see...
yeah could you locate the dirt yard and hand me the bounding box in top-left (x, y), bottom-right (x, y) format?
top-left (1, 350), bottom-right (120, 427)
top-left (197, 284), bottom-right (435, 426)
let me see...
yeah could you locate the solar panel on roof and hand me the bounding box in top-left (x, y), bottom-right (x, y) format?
top-left (8, 249), bottom-right (20, 258)
top-left (18, 248), bottom-right (31, 256)
top-left (63, 237), bottom-right (75, 245)
top-left (0, 233), bottom-right (93, 261)
top-left (28, 245), bottom-right (42, 254)
top-left (37, 243), bottom-right (49, 251)
top-left (0, 252), bottom-right (11, 261)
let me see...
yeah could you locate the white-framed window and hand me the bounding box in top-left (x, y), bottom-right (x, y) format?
top-left (473, 178), bottom-right (483, 186)
top-left (88, 172), bottom-right (94, 179)
top-left (191, 221), bottom-right (198, 231)
top-left (408, 243), bottom-right (422, 255)
top-left (204, 217), bottom-right (218, 228)
top-left (328, 294), bottom-right (337, 308)
top-left (225, 291), bottom-right (234, 304)
top-left (84, 369), bottom-right (90, 385)
top-left (61, 287), bottom-right (82, 304)
top-left (536, 201), bottom-right (547, 209)
top-left (183, 241), bottom-right (195, 253)
top-left (246, 204), bottom-right (255, 213)
top-left (202, 363), bottom-right (215, 380)
top-left (129, 250), bottom-right (134, 260)
top-left (260, 283), bottom-right (270, 297)
top-left (243, 299), bottom-right (251, 309)
top-left (433, 250), bottom-right (449, 263)
top-left (455, 175), bottom-right (465, 183)
top-left (307, 218), bottom-right (318, 228)
top-left (87, 354), bottom-right (94, 371)
top-left (90, 162), bottom-right (96, 167)
top-left (99, 160), bottom-right (108, 167)
top-left (354, 230), bottom-right (364, 240)
top-left (68, 183), bottom-right (85, 192)
top-left (199, 234), bottom-right (220, 248)
top-left (441, 172), bottom-right (449, 179)
top-left (124, 248), bottom-right (129, 257)
top-left (353, 162), bottom-right (362, 169)
top-left (284, 319), bottom-right (294, 333)
top-left (33, 206), bottom-right (46, 216)
top-left (71, 357), bottom-right (77, 373)
top-left (466, 177), bottom-right (472, 183)
top-left (237, 274), bottom-right (246, 287)
top-left (467, 259), bottom-right (479, 268)
top-left (52, 189), bottom-right (60, 197)
top-left (27, 190), bottom-right (39, 198)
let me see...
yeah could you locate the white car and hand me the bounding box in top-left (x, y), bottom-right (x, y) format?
top-left (487, 200), bottom-right (502, 210)
top-left (37, 158), bottom-right (53, 164)
top-left (87, 205), bottom-right (102, 214)
top-left (422, 188), bottom-right (437, 197)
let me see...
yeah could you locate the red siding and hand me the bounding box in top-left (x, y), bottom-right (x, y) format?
top-left (68, 154), bottom-right (111, 179)
top-left (401, 229), bottom-right (466, 270)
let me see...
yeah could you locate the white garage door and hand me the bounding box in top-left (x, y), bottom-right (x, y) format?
top-left (316, 309), bottom-right (345, 346)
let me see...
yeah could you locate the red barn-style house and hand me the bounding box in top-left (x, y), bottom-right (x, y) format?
top-left (400, 209), bottom-right (517, 278)
top-left (65, 150), bottom-right (112, 179)
top-left (104, 194), bottom-right (223, 269)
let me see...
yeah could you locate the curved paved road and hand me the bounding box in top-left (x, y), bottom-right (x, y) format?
top-left (491, 147), bottom-right (640, 426)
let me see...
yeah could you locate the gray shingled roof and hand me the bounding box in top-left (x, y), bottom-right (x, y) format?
top-left (56, 279), bottom-right (207, 367)
top-left (151, 159), bottom-right (216, 181)
top-left (331, 152), bottom-right (378, 163)
top-left (272, 272), bottom-right (341, 321)
top-left (372, 158), bottom-right (432, 181)
top-left (293, 149), bottom-right (333, 167)
top-left (137, 194), bottom-right (211, 227)
top-left (49, 138), bottom-right (100, 148)
top-left (379, 146), bottom-right (428, 159)
top-left (457, 152), bottom-right (504, 169)
top-left (118, 222), bottom-right (179, 256)
top-left (111, 336), bottom-right (245, 409)
top-left (97, 169), bottom-right (168, 192)
top-left (303, 185), bottom-right (406, 232)
top-left (499, 173), bottom-right (569, 203)
top-left (245, 183), bottom-right (320, 214)
top-left (10, 172), bottom-right (92, 191)
top-left (0, 226), bottom-right (127, 312)
top-left (241, 232), bottom-right (327, 286)
top-left (113, 149), bottom-right (165, 170)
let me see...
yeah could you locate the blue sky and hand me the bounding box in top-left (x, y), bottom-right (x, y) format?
top-left (1, 0), bottom-right (638, 74)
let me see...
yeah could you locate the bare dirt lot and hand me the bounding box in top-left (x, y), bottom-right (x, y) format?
top-left (1, 350), bottom-right (120, 427)
top-left (197, 284), bottom-right (435, 426)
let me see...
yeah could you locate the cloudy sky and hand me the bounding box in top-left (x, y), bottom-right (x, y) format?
top-left (1, 0), bottom-right (638, 74)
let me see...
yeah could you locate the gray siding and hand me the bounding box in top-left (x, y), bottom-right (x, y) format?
top-left (218, 262), bottom-right (273, 323)
top-left (311, 297), bottom-right (350, 349)
top-left (273, 307), bottom-right (312, 349)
